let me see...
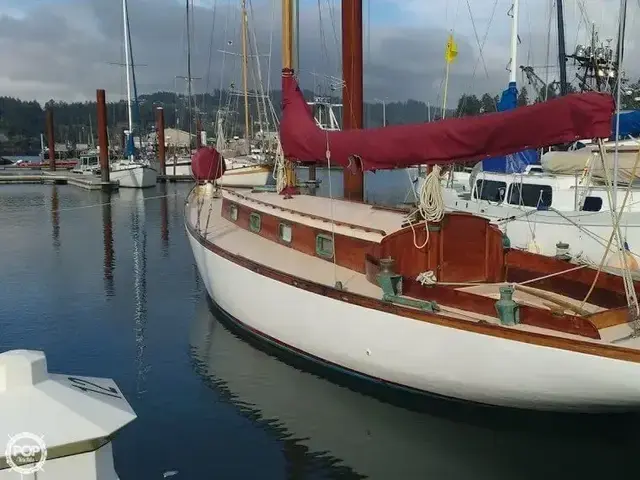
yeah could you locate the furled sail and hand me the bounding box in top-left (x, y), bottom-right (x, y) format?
top-left (279, 72), bottom-right (615, 171)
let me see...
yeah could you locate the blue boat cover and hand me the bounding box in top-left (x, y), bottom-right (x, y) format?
top-left (481, 81), bottom-right (539, 173)
top-left (614, 110), bottom-right (640, 139)
top-left (125, 133), bottom-right (136, 158)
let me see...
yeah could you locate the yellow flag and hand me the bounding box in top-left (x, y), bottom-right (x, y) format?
top-left (445, 34), bottom-right (458, 63)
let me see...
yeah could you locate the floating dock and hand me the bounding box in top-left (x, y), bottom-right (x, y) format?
top-left (158, 174), bottom-right (193, 183)
top-left (0, 171), bottom-right (119, 191)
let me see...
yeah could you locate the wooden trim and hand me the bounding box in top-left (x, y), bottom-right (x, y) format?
top-left (186, 217), bottom-right (640, 364)
top-left (222, 197), bottom-right (374, 273)
top-left (506, 249), bottom-right (634, 308)
top-left (222, 195), bottom-right (629, 340)
top-left (223, 189), bottom-right (388, 235)
top-left (367, 254), bottom-right (602, 339)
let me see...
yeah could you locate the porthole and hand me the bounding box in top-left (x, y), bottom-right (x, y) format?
top-left (249, 212), bottom-right (261, 232)
top-left (279, 223), bottom-right (292, 243)
top-left (315, 233), bottom-right (334, 258)
top-left (229, 204), bottom-right (238, 221)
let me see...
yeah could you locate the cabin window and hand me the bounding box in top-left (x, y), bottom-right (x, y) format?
top-left (229, 204), bottom-right (238, 221)
top-left (316, 233), bottom-right (334, 259)
top-left (508, 183), bottom-right (553, 208)
top-left (582, 196), bottom-right (603, 212)
top-left (474, 180), bottom-right (506, 202)
top-left (279, 223), bottom-right (292, 243)
top-left (249, 212), bottom-right (261, 232)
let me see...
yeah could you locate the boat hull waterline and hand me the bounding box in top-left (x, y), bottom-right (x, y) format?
top-left (111, 164), bottom-right (158, 188)
top-left (217, 165), bottom-right (272, 187)
top-left (186, 220), bottom-right (640, 413)
top-left (161, 160), bottom-right (271, 187)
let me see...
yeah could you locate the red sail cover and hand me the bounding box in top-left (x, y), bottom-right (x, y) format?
top-left (191, 147), bottom-right (225, 181)
top-left (279, 74), bottom-right (615, 170)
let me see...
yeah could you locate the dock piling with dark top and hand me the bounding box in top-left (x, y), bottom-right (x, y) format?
top-left (96, 89), bottom-right (111, 190)
top-left (156, 107), bottom-right (166, 178)
top-left (46, 109), bottom-right (56, 171)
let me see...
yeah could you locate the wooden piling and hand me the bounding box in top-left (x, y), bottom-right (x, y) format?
top-left (96, 89), bottom-right (110, 186)
top-left (155, 107), bottom-right (166, 177)
top-left (45, 109), bottom-right (56, 171)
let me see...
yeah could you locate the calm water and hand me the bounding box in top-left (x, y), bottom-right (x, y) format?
top-left (0, 180), bottom-right (639, 479)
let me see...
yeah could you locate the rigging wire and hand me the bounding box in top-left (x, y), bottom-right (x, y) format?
top-left (453, 0), bottom-right (499, 117)
top-left (203, 0), bottom-right (220, 107)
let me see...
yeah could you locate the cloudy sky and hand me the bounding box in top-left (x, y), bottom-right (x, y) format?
top-left (0, 0), bottom-right (636, 106)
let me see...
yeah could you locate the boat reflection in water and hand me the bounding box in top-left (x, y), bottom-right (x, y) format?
top-left (190, 299), bottom-right (640, 479)
top-left (129, 190), bottom-right (149, 397)
top-left (50, 185), bottom-right (60, 251)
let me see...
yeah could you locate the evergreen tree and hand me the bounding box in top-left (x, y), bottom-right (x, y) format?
top-left (517, 86), bottom-right (529, 106)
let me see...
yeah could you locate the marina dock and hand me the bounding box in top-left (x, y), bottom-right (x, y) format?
top-left (0, 170), bottom-right (119, 191)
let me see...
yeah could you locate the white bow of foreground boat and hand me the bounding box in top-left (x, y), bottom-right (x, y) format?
top-left (0, 350), bottom-right (135, 478)
top-left (185, 185), bottom-right (640, 413)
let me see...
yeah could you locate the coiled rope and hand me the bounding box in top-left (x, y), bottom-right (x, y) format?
top-left (406, 165), bottom-right (446, 249)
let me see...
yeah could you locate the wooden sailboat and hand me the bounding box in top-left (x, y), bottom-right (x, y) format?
top-left (185, 0), bottom-right (640, 412)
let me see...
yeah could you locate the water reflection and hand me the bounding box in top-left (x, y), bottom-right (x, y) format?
top-left (130, 191), bottom-right (149, 397)
top-left (159, 183), bottom-right (169, 256)
top-left (101, 194), bottom-right (115, 297)
top-left (50, 185), bottom-right (60, 251)
top-left (190, 300), bottom-right (640, 480)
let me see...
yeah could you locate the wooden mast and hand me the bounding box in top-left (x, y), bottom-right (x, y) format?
top-left (280, 0), bottom-right (298, 194)
top-left (282, 0), bottom-right (293, 70)
top-left (341, 0), bottom-right (364, 201)
top-left (241, 0), bottom-right (251, 154)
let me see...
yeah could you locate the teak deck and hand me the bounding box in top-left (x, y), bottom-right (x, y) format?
top-left (186, 186), bottom-right (640, 363)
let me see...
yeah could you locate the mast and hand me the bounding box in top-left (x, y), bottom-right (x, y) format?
top-left (122, 0), bottom-right (134, 160)
top-left (186, 0), bottom-right (193, 150)
top-left (341, 0), bottom-right (364, 202)
top-left (613, 0), bottom-right (628, 210)
top-left (615, 0), bottom-right (628, 98)
top-left (89, 115), bottom-right (94, 147)
top-left (241, 0), bottom-right (251, 153)
top-left (556, 0), bottom-right (568, 96)
top-left (508, 0), bottom-right (519, 84)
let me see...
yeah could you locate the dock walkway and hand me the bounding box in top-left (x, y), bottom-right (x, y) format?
top-left (0, 170), bottom-right (119, 191)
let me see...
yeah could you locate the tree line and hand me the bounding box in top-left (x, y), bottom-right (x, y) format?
top-left (1, 81), bottom-right (639, 156)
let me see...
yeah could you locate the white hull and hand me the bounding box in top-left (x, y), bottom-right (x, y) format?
top-left (164, 161), bottom-right (192, 177)
top-left (160, 160), bottom-right (271, 187)
top-left (441, 188), bottom-right (640, 264)
top-left (186, 223), bottom-right (640, 412)
top-left (217, 165), bottom-right (272, 187)
top-left (110, 164), bottom-right (157, 188)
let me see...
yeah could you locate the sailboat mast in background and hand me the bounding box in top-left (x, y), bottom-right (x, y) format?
top-left (241, 0), bottom-right (251, 153)
top-left (122, 0), bottom-right (134, 160)
top-left (186, 0), bottom-right (194, 151)
top-left (508, 0), bottom-right (519, 85)
top-left (556, 0), bottom-right (568, 96)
